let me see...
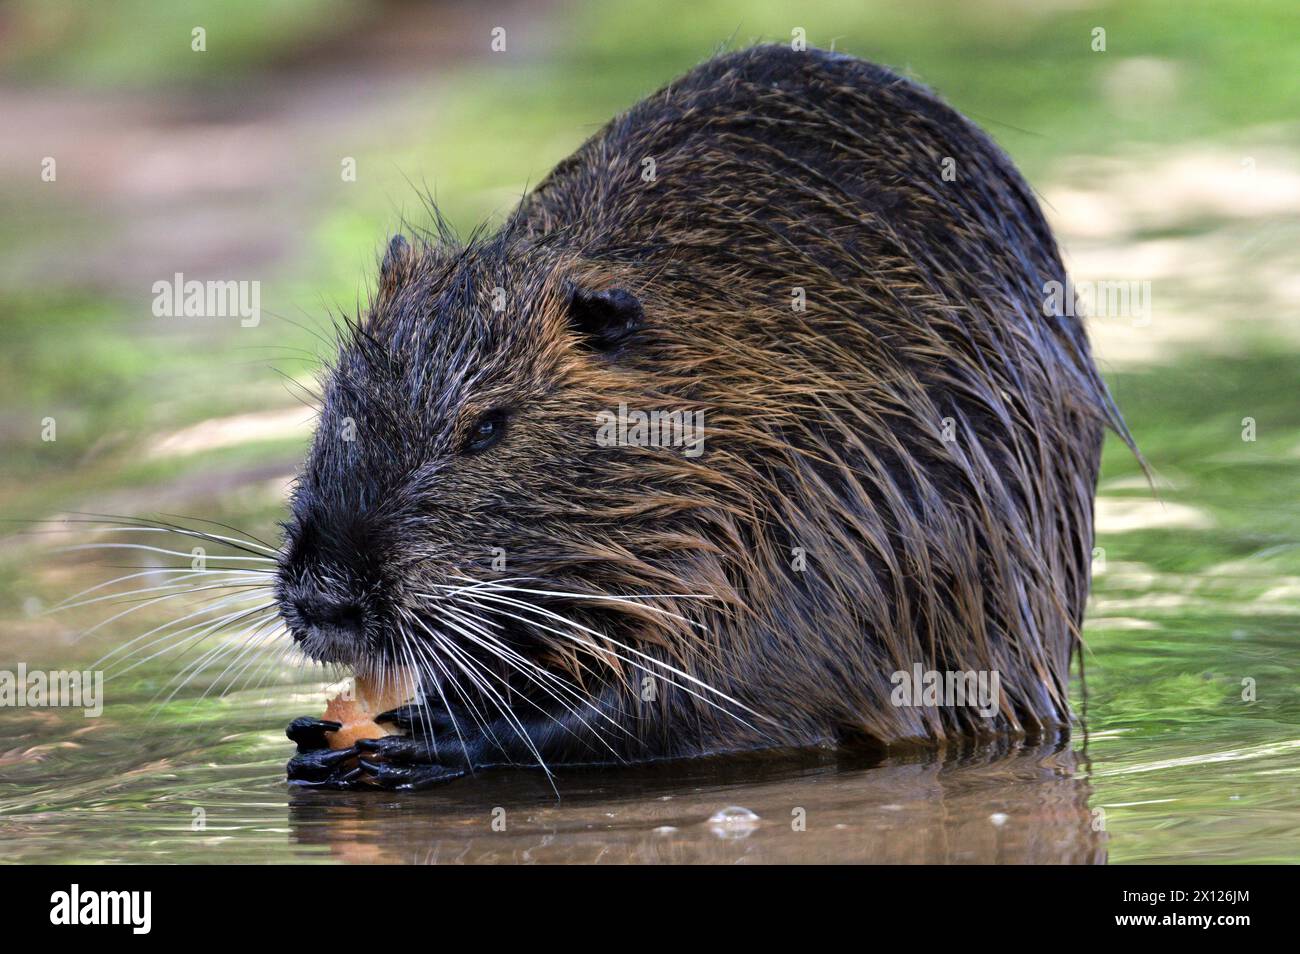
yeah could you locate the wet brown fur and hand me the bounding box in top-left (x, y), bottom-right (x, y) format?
top-left (283, 45), bottom-right (1131, 767)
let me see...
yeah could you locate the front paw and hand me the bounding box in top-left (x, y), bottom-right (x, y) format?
top-left (354, 735), bottom-right (470, 791)
top-left (287, 744), bottom-right (363, 787)
top-left (285, 715), bottom-right (365, 789)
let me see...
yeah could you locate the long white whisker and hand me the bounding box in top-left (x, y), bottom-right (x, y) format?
top-left (75, 573), bottom-right (269, 648)
top-left (423, 635), bottom-right (512, 746)
top-left (440, 576), bottom-right (712, 630)
top-left (441, 602), bottom-right (630, 745)
top-left (76, 524), bottom-right (282, 556)
top-left (418, 634), bottom-right (506, 755)
top-left (155, 611), bottom-right (278, 709)
top-left (441, 588), bottom-right (748, 711)
top-left (460, 590), bottom-right (767, 731)
top-left (438, 604), bottom-right (625, 760)
top-left (398, 617), bottom-right (487, 764)
top-left (395, 632), bottom-right (441, 760)
top-left (414, 616), bottom-right (554, 786)
top-left (52, 568), bottom-right (267, 609)
top-left (246, 634), bottom-right (298, 698)
top-left (51, 576), bottom-right (268, 613)
top-left (91, 589), bottom-right (273, 669)
top-left (60, 543), bottom-right (276, 563)
top-left (221, 625), bottom-right (288, 698)
top-left (106, 602), bottom-right (277, 680)
top-left (213, 622), bottom-right (286, 699)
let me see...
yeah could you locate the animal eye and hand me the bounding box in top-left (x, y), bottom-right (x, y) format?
top-left (464, 409), bottom-right (507, 454)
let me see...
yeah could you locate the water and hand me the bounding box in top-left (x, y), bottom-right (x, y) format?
top-left (2, 352), bottom-right (1297, 864)
top-left (0, 688), bottom-right (1106, 863)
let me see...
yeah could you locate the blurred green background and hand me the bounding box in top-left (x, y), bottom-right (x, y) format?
top-left (0, 0), bottom-right (1297, 863)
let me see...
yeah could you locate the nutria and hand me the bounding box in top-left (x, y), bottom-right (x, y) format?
top-left (279, 44), bottom-right (1133, 789)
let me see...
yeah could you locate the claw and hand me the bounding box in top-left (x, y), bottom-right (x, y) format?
top-left (355, 735), bottom-right (440, 765)
top-left (289, 774), bottom-right (367, 791)
top-left (286, 716), bottom-right (342, 753)
top-left (369, 761), bottom-right (467, 790)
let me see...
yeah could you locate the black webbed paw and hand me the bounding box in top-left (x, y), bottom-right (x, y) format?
top-left (286, 744), bottom-right (359, 784)
top-left (355, 735), bottom-right (438, 763)
top-left (288, 765), bottom-right (368, 790)
top-left (285, 703), bottom-right (486, 791)
top-left (285, 715), bottom-right (363, 789)
top-left (354, 734), bottom-right (475, 790)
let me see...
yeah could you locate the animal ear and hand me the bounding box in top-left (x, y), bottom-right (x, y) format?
top-left (567, 286), bottom-right (644, 350)
top-left (379, 234), bottom-right (412, 293)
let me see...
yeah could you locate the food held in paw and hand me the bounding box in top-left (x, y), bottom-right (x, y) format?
top-left (322, 669), bottom-right (415, 750)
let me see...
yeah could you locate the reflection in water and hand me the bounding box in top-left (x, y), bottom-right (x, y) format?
top-left (286, 741), bottom-right (1105, 864)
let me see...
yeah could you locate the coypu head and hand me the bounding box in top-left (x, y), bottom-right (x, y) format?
top-left (273, 228), bottom-right (707, 703)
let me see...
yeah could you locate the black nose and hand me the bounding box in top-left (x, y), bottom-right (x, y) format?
top-left (292, 595), bottom-right (366, 637)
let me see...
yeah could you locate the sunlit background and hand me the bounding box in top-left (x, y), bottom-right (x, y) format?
top-left (1, 0), bottom-right (1297, 863)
